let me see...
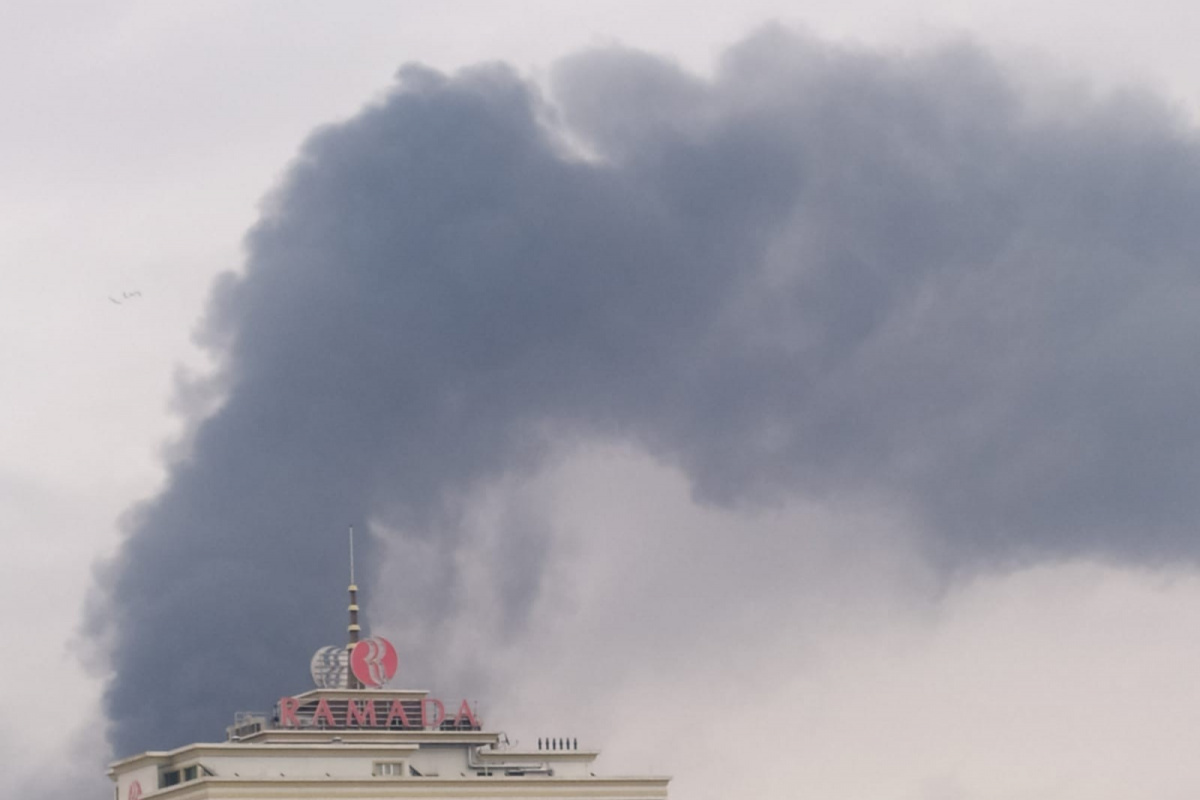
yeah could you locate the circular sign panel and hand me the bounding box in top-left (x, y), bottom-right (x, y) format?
top-left (128, 780), bottom-right (142, 800)
top-left (351, 636), bottom-right (398, 687)
top-left (310, 645), bottom-right (350, 689)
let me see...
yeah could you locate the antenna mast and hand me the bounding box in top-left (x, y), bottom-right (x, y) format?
top-left (347, 525), bottom-right (361, 688)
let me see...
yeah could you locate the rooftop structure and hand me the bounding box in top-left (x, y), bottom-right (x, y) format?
top-left (108, 529), bottom-right (669, 799)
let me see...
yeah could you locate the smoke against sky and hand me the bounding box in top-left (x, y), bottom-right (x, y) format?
top-left (92, 24), bottom-right (1200, 778)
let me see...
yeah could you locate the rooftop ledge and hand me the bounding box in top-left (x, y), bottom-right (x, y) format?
top-left (125, 774), bottom-right (671, 800)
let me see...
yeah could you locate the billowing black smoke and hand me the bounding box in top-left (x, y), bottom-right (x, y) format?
top-left (95, 26), bottom-right (1200, 757)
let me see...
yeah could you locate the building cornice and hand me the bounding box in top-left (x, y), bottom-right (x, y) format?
top-left (138, 775), bottom-right (671, 800)
top-left (108, 741), bottom-right (421, 775)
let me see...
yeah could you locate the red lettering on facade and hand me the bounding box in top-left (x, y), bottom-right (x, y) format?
top-left (385, 699), bottom-right (411, 728)
top-left (271, 694), bottom-right (470, 730)
top-left (346, 699), bottom-right (378, 727)
top-left (312, 697), bottom-right (337, 727)
top-left (421, 698), bottom-right (446, 729)
top-left (278, 696), bottom-right (300, 727)
top-left (454, 699), bottom-right (480, 728)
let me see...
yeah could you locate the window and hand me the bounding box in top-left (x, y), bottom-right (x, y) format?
top-left (161, 765), bottom-right (206, 788)
top-left (374, 761), bottom-right (407, 777)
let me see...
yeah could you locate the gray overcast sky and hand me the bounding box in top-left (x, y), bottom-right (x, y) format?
top-left (5, 3), bottom-right (1200, 799)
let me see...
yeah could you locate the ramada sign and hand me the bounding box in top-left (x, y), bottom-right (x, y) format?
top-left (277, 696), bottom-right (480, 730)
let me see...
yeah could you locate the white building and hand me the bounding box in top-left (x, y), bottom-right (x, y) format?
top-left (108, 686), bottom-right (669, 800)
top-left (108, 563), bottom-right (670, 800)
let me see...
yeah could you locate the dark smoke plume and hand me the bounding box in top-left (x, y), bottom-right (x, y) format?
top-left (95, 27), bottom-right (1200, 757)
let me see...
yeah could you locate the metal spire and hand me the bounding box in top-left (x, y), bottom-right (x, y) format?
top-left (347, 525), bottom-right (361, 688)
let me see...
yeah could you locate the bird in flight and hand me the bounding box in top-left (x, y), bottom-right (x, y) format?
top-left (109, 290), bottom-right (143, 305)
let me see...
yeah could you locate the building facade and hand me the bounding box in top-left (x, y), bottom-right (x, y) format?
top-left (108, 686), bottom-right (669, 800)
top-left (108, 558), bottom-right (669, 800)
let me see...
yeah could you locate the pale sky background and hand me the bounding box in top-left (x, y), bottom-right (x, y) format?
top-left (5, 2), bottom-right (1200, 799)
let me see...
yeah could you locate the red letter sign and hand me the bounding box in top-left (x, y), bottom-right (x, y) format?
top-left (454, 699), bottom-right (479, 729)
top-left (421, 698), bottom-right (446, 729)
top-left (312, 697), bottom-right (337, 727)
top-left (346, 699), bottom-right (378, 727)
top-left (278, 696), bottom-right (300, 727)
top-left (385, 699), bottom-right (412, 728)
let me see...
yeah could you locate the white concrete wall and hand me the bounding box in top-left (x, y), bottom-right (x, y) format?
top-left (114, 763), bottom-right (159, 800)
